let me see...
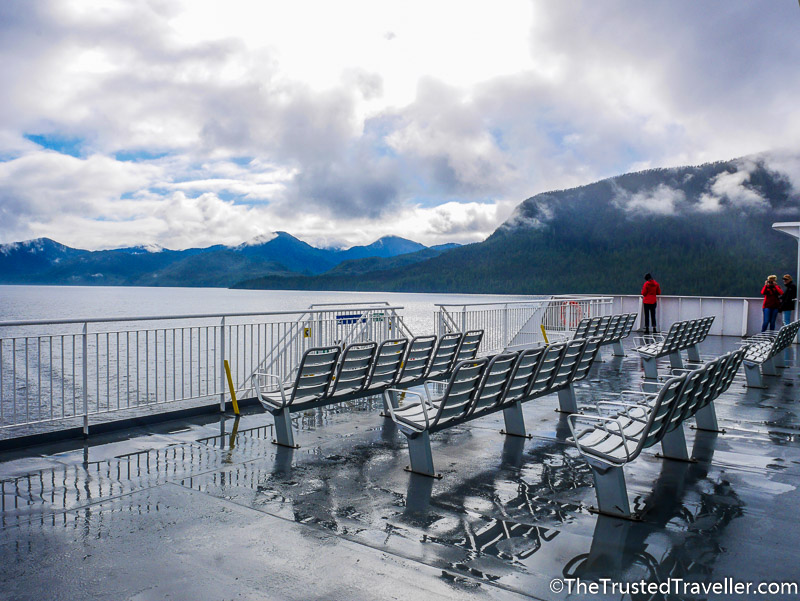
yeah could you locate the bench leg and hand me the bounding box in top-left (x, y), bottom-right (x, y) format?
top-left (668, 352), bottom-right (684, 370)
top-left (405, 431), bottom-right (438, 477)
top-left (589, 463), bottom-right (631, 518)
top-left (659, 427), bottom-right (690, 461)
top-left (774, 352), bottom-right (787, 369)
top-left (611, 340), bottom-right (625, 357)
top-left (641, 356), bottom-right (659, 379)
top-left (686, 344), bottom-right (701, 362)
top-left (694, 402), bottom-right (721, 432)
top-left (762, 357), bottom-right (778, 376)
top-left (501, 402), bottom-right (529, 437)
top-left (383, 390), bottom-right (400, 413)
top-left (557, 384), bottom-right (579, 414)
top-left (744, 363), bottom-right (765, 388)
top-left (272, 407), bottom-right (297, 448)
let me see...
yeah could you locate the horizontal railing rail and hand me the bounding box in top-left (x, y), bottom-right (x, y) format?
top-left (0, 303), bottom-right (409, 436)
top-left (434, 296), bottom-right (614, 353)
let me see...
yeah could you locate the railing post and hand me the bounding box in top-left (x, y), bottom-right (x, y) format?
top-left (220, 316), bottom-right (226, 412)
top-left (503, 304), bottom-right (508, 347)
top-left (742, 300), bottom-right (749, 337)
top-left (461, 306), bottom-right (466, 333)
top-left (82, 322), bottom-right (89, 437)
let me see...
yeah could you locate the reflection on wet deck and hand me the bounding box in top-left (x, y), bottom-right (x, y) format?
top-left (2, 336), bottom-right (800, 600)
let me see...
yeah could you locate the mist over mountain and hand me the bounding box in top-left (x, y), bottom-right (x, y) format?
top-left (236, 152), bottom-right (800, 297)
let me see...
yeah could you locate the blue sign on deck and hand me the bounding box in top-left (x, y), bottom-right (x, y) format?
top-left (336, 313), bottom-right (365, 325)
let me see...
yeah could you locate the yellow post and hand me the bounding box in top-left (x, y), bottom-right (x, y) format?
top-left (540, 324), bottom-right (550, 345)
top-left (223, 360), bottom-right (240, 416)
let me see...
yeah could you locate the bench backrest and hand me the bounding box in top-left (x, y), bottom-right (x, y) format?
top-left (604, 315), bottom-right (623, 341)
top-left (328, 342), bottom-right (377, 397)
top-left (573, 318), bottom-right (593, 340)
top-left (469, 352), bottom-right (519, 415)
top-left (396, 335), bottom-right (437, 384)
top-left (714, 347), bottom-right (746, 397)
top-left (571, 336), bottom-right (603, 383)
top-left (525, 343), bottom-right (567, 398)
top-left (366, 338), bottom-right (408, 390)
top-left (665, 362), bottom-right (714, 429)
top-left (661, 321), bottom-right (688, 354)
top-left (632, 375), bottom-right (689, 458)
top-left (456, 330), bottom-right (484, 362)
top-left (429, 358), bottom-right (489, 431)
top-left (286, 345), bottom-right (341, 405)
top-left (620, 313), bottom-right (638, 339)
top-left (502, 347), bottom-right (547, 404)
top-left (426, 333), bottom-right (464, 378)
top-left (692, 348), bottom-right (744, 415)
top-left (548, 338), bottom-right (588, 391)
top-left (595, 315), bottom-right (612, 338)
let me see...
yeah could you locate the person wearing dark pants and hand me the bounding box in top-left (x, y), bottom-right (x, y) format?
top-left (780, 274), bottom-right (796, 326)
top-left (641, 273), bottom-right (661, 334)
top-left (761, 275), bottom-right (782, 332)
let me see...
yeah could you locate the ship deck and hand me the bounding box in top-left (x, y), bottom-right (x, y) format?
top-left (2, 335), bottom-right (799, 600)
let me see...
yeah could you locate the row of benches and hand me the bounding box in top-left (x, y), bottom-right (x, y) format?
top-left (569, 346), bottom-right (745, 518)
top-left (634, 316), bottom-right (715, 378)
top-left (255, 330), bottom-right (484, 447)
top-left (384, 335), bottom-right (603, 477)
top-left (741, 319), bottom-right (800, 388)
top-left (255, 311), bottom-right (638, 448)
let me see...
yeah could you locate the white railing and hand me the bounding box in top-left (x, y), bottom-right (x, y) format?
top-left (604, 295), bottom-right (768, 337)
top-left (434, 296), bottom-right (614, 354)
top-left (0, 303), bottom-right (411, 435)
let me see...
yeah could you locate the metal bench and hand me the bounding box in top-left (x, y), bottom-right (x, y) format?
top-left (387, 358), bottom-right (491, 477)
top-left (255, 331), bottom-right (484, 447)
top-left (573, 313), bottom-right (637, 357)
top-left (385, 337), bottom-right (602, 477)
top-left (568, 349), bottom-right (744, 518)
top-left (634, 316), bottom-right (715, 378)
top-left (742, 319), bottom-right (800, 388)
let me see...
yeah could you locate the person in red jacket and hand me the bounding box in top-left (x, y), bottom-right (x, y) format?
top-left (761, 274), bottom-right (783, 332)
top-left (641, 273), bottom-right (661, 334)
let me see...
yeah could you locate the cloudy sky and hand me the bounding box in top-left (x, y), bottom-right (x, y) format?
top-left (1, 0), bottom-right (798, 250)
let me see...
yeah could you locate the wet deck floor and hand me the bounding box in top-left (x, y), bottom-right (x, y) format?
top-left (2, 336), bottom-right (800, 600)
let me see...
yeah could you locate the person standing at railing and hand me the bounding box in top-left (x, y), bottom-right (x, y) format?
top-left (761, 275), bottom-right (783, 332)
top-left (641, 273), bottom-right (661, 334)
top-left (780, 274), bottom-right (796, 326)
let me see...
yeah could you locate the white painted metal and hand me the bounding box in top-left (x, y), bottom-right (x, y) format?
top-left (0, 303), bottom-right (408, 433)
top-left (434, 296), bottom-right (613, 353)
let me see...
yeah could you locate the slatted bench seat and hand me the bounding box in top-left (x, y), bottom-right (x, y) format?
top-left (742, 319), bottom-right (800, 388)
top-left (573, 313), bottom-right (637, 357)
top-left (254, 330), bottom-right (484, 447)
top-left (385, 336), bottom-right (603, 477)
top-left (634, 316), bottom-right (715, 379)
top-left (568, 348), bottom-right (744, 518)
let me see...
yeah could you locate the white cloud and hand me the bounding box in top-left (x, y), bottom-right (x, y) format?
top-left (1, 0), bottom-right (799, 250)
top-left (614, 184), bottom-right (685, 216)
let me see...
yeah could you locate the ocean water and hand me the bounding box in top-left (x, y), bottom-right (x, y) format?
top-left (0, 285), bottom-right (536, 335)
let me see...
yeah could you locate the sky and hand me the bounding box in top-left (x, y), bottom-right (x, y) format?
top-left (0, 0), bottom-right (799, 251)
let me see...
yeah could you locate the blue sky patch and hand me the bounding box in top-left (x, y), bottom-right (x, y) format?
top-left (114, 149), bottom-right (170, 162)
top-left (24, 133), bottom-right (84, 157)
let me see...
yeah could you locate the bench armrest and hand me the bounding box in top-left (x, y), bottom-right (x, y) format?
top-left (254, 372), bottom-right (289, 407)
top-left (567, 414), bottom-right (632, 464)
top-left (383, 388), bottom-right (432, 430)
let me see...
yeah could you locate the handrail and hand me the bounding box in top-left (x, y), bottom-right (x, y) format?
top-left (0, 305), bottom-right (406, 328)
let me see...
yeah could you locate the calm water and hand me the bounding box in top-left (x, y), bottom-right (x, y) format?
top-left (0, 285), bottom-right (536, 335)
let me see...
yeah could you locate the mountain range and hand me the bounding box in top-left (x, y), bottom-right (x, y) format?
top-left (2, 152), bottom-right (798, 297)
top-left (234, 153), bottom-right (800, 297)
top-left (0, 233), bottom-right (459, 287)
